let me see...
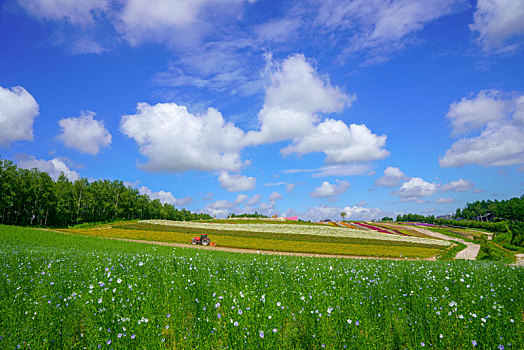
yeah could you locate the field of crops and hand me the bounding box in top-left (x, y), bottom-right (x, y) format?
top-left (141, 220), bottom-right (451, 246)
top-left (1, 225), bottom-right (523, 349)
top-left (62, 220), bottom-right (451, 259)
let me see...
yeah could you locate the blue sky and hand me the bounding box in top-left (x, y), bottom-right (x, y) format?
top-left (1, 0), bottom-right (523, 221)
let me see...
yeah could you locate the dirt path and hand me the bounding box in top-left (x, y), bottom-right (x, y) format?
top-left (513, 253), bottom-right (524, 266)
top-left (404, 226), bottom-right (480, 260)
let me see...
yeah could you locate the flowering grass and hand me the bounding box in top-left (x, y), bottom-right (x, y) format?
top-left (1, 225), bottom-right (523, 349)
top-left (140, 220), bottom-right (450, 247)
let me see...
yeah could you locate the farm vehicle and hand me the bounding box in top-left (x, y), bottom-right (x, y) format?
top-left (191, 234), bottom-right (211, 246)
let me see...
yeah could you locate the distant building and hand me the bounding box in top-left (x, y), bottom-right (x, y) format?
top-left (475, 212), bottom-right (494, 222)
top-left (437, 215), bottom-right (451, 220)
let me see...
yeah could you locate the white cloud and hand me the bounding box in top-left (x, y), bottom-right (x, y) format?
top-left (286, 183), bottom-right (296, 192)
top-left (120, 102), bottom-right (245, 172)
top-left (269, 191), bottom-right (283, 201)
top-left (234, 194), bottom-right (248, 205)
top-left (0, 86), bottom-right (39, 146)
top-left (341, 205), bottom-right (393, 221)
top-left (58, 111), bottom-right (112, 155)
top-left (436, 197), bottom-right (456, 204)
top-left (446, 90), bottom-right (507, 136)
top-left (218, 172), bottom-right (256, 192)
top-left (298, 204), bottom-right (394, 222)
top-left (264, 181), bottom-right (288, 187)
top-left (246, 194), bottom-right (261, 206)
top-left (470, 0), bottom-right (524, 51)
top-left (440, 91), bottom-right (524, 167)
top-left (374, 166), bottom-right (407, 187)
top-left (138, 185), bottom-right (193, 206)
top-left (281, 119), bottom-right (389, 164)
top-left (440, 122), bottom-right (524, 167)
top-left (283, 164), bottom-right (372, 177)
top-left (254, 18), bottom-right (301, 43)
top-left (17, 155), bottom-right (79, 181)
top-left (208, 199), bottom-right (235, 210)
top-left (313, 164), bottom-right (373, 177)
top-left (393, 177), bottom-right (437, 202)
top-left (315, 0), bottom-right (465, 61)
top-left (117, 0), bottom-right (249, 45)
top-left (245, 54), bottom-right (350, 145)
top-left (18, 0), bottom-right (109, 25)
top-left (310, 180), bottom-right (350, 198)
top-left (440, 179), bottom-right (475, 192)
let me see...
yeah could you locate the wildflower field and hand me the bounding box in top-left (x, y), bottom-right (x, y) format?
top-left (1, 225), bottom-right (523, 349)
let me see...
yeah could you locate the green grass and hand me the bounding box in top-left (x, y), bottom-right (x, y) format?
top-left (1, 225), bottom-right (523, 349)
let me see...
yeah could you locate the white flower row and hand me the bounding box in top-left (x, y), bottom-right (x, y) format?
top-left (141, 220), bottom-right (451, 246)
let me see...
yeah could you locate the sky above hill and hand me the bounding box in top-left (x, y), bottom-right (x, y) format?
top-left (1, 0), bottom-right (523, 220)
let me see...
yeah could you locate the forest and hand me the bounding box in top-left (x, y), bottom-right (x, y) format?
top-left (0, 157), bottom-right (211, 227)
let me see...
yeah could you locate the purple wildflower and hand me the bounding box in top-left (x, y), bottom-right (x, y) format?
top-left (472, 340), bottom-right (477, 346)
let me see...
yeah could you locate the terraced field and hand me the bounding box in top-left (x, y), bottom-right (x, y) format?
top-left (62, 220), bottom-right (451, 259)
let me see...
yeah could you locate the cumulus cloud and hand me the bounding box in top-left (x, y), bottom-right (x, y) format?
top-left (120, 102), bottom-right (245, 172)
top-left (436, 197), bottom-right (456, 204)
top-left (470, 0), bottom-right (524, 52)
top-left (393, 177), bottom-right (437, 202)
top-left (269, 191), bottom-right (283, 201)
top-left (218, 172), bottom-right (256, 192)
top-left (374, 166), bottom-right (407, 187)
top-left (138, 185), bottom-right (193, 206)
top-left (310, 180), bottom-right (350, 198)
top-left (440, 179), bottom-right (475, 192)
top-left (0, 86), bottom-right (39, 146)
top-left (446, 90), bottom-right (507, 136)
top-left (440, 91), bottom-right (524, 167)
top-left (208, 199), bottom-right (235, 210)
top-left (58, 111), bottom-right (112, 155)
top-left (281, 119), bottom-right (389, 164)
top-left (18, 0), bottom-right (109, 25)
top-left (245, 54), bottom-right (350, 145)
top-left (17, 155), bottom-right (79, 181)
top-left (299, 204), bottom-right (394, 222)
top-left (341, 205), bottom-right (394, 221)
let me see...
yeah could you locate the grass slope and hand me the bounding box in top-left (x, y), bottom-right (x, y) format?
top-left (0, 225), bottom-right (523, 349)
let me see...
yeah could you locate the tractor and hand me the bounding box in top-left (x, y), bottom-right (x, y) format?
top-left (191, 234), bottom-right (211, 246)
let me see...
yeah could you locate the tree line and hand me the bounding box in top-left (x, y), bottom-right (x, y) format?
top-left (396, 195), bottom-right (524, 246)
top-left (454, 196), bottom-right (524, 221)
top-left (0, 157), bottom-right (211, 227)
top-left (227, 212), bottom-right (269, 219)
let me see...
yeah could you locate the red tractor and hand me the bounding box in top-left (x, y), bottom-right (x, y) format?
top-left (191, 234), bottom-right (211, 246)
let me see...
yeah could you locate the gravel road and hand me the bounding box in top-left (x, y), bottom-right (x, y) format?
top-left (404, 226), bottom-right (480, 260)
